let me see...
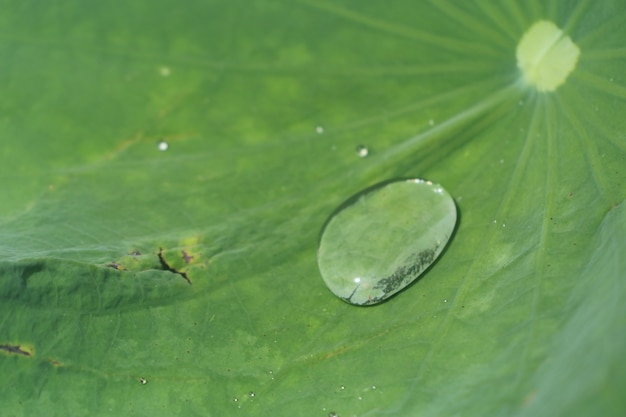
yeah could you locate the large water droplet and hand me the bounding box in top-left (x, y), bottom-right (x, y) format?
top-left (318, 179), bottom-right (456, 305)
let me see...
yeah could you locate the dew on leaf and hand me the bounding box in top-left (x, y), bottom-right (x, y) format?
top-left (157, 140), bottom-right (169, 151)
top-left (317, 179), bottom-right (457, 305)
top-left (159, 66), bottom-right (171, 77)
top-left (316, 125), bottom-right (325, 134)
top-left (355, 145), bottom-right (369, 158)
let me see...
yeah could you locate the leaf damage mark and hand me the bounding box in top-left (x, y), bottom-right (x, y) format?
top-left (106, 262), bottom-right (126, 270)
top-left (48, 358), bottom-right (63, 367)
top-left (158, 247), bottom-right (192, 285)
top-left (182, 250), bottom-right (195, 264)
top-left (0, 344), bottom-right (32, 357)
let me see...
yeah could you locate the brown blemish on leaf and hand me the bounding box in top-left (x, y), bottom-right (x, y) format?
top-left (158, 247), bottom-right (192, 285)
top-left (523, 390), bottom-right (537, 407)
top-left (323, 345), bottom-right (351, 360)
top-left (48, 358), bottom-right (63, 367)
top-left (182, 250), bottom-right (195, 264)
top-left (106, 262), bottom-right (126, 270)
top-left (0, 344), bottom-right (32, 357)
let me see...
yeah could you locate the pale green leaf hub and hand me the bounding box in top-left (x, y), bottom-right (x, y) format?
top-left (516, 20), bottom-right (580, 92)
top-left (318, 179), bottom-right (457, 306)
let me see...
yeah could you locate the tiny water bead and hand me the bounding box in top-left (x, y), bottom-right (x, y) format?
top-left (318, 179), bottom-right (457, 305)
top-left (157, 140), bottom-right (169, 151)
top-left (159, 66), bottom-right (171, 77)
top-left (355, 145), bottom-right (369, 158)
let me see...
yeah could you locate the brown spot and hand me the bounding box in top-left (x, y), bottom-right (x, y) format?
top-left (48, 358), bottom-right (63, 367)
top-left (323, 345), bottom-right (351, 359)
top-left (182, 250), bottom-right (195, 264)
top-left (523, 390), bottom-right (537, 407)
top-left (0, 344), bottom-right (32, 357)
top-left (106, 262), bottom-right (125, 270)
top-left (158, 248), bottom-right (192, 285)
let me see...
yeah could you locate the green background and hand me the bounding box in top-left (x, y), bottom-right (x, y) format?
top-left (1, 1), bottom-right (624, 416)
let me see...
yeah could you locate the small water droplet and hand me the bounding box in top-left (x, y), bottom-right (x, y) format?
top-left (358, 396), bottom-right (362, 400)
top-left (340, 385), bottom-right (345, 390)
top-left (372, 385), bottom-right (377, 390)
top-left (502, 223), bottom-right (506, 228)
top-left (329, 413), bottom-right (338, 417)
top-left (233, 397), bottom-right (239, 403)
top-left (493, 219), bottom-right (497, 224)
top-left (499, 159), bottom-right (504, 164)
top-left (428, 119), bottom-right (435, 126)
top-left (249, 391), bottom-right (255, 398)
top-left (139, 377), bottom-right (147, 385)
top-left (355, 145), bottom-right (369, 158)
top-left (159, 66), bottom-right (171, 77)
top-left (316, 125), bottom-right (325, 134)
top-left (318, 179), bottom-right (457, 306)
top-left (157, 140), bottom-right (169, 151)
top-left (444, 299), bottom-right (447, 303)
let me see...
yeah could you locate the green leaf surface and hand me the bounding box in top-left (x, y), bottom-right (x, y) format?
top-left (1, 1), bottom-right (624, 416)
